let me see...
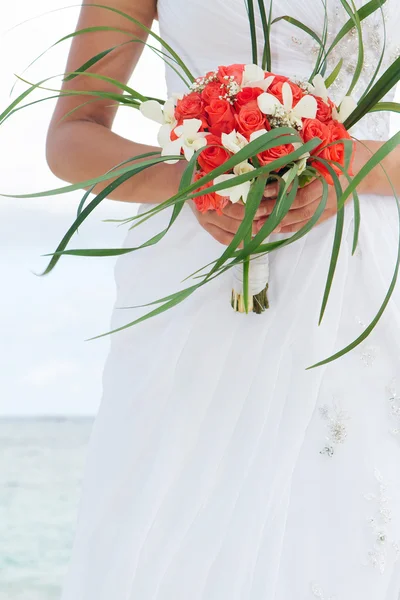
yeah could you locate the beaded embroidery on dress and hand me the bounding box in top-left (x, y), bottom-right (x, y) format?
top-left (60, 2), bottom-right (400, 599)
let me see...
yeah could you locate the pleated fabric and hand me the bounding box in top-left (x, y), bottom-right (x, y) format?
top-left (61, 1), bottom-right (400, 598)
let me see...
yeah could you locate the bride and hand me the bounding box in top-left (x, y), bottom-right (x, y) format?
top-left (46, 0), bottom-right (400, 598)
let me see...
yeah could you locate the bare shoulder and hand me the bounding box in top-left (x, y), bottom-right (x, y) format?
top-left (48, 0), bottom-right (157, 130)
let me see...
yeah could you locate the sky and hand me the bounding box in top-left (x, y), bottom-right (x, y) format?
top-left (0, 1), bottom-right (166, 415)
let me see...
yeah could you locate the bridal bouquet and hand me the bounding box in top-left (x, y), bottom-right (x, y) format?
top-left (139, 64), bottom-right (355, 313)
top-left (1, 0), bottom-right (400, 368)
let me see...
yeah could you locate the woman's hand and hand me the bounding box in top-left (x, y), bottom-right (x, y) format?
top-left (254, 141), bottom-right (373, 234)
top-left (188, 183), bottom-right (279, 246)
top-left (254, 176), bottom-right (348, 234)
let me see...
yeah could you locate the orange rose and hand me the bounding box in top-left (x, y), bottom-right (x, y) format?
top-left (268, 80), bottom-right (304, 107)
top-left (257, 142), bottom-right (295, 168)
top-left (217, 64), bottom-right (245, 84)
top-left (205, 98), bottom-right (236, 135)
top-left (265, 72), bottom-right (289, 85)
top-left (201, 81), bottom-right (223, 104)
top-left (312, 121), bottom-right (355, 184)
top-left (193, 171), bottom-right (228, 215)
top-left (315, 96), bottom-right (334, 123)
top-left (235, 86), bottom-right (264, 109)
top-left (235, 104), bottom-right (269, 137)
top-left (301, 118), bottom-right (330, 153)
top-left (197, 134), bottom-right (231, 173)
top-left (175, 92), bottom-right (204, 121)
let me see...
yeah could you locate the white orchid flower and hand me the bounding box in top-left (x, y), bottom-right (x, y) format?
top-left (160, 118), bottom-right (207, 164)
top-left (241, 64), bottom-right (275, 91)
top-left (214, 161), bottom-right (255, 204)
top-left (312, 74), bottom-right (329, 104)
top-left (140, 98), bottom-right (179, 148)
top-left (249, 128), bottom-right (268, 143)
top-left (333, 96), bottom-right (357, 123)
top-left (292, 142), bottom-right (310, 163)
top-left (221, 130), bottom-right (248, 154)
top-left (258, 82), bottom-right (318, 122)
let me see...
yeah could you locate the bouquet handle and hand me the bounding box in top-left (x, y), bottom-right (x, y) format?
top-left (231, 251), bottom-right (270, 314)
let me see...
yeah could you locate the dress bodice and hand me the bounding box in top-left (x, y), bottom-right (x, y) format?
top-left (157, 0), bottom-right (400, 141)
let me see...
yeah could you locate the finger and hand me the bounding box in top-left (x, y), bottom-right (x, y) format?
top-left (204, 223), bottom-right (244, 248)
top-left (254, 197), bottom-right (277, 218)
top-left (291, 178), bottom-right (324, 209)
top-left (208, 211), bottom-right (255, 235)
top-left (261, 178), bottom-right (324, 216)
top-left (254, 198), bottom-right (323, 233)
top-left (278, 208), bottom-right (337, 233)
top-left (221, 201), bottom-right (246, 220)
top-left (221, 198), bottom-right (276, 222)
top-left (263, 181), bottom-right (279, 198)
top-left (274, 197), bottom-right (325, 229)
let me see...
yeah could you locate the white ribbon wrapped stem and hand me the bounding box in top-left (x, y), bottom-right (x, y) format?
top-left (232, 253), bottom-right (270, 296)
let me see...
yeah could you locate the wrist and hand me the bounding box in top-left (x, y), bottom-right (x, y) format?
top-left (353, 140), bottom-right (382, 195)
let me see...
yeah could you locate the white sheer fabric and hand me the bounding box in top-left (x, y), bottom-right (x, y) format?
top-left (61, 2), bottom-right (400, 599)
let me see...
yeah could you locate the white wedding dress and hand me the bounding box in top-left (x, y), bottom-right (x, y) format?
top-left (61, 1), bottom-right (400, 599)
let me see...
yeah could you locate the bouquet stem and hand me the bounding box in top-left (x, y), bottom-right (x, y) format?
top-left (231, 252), bottom-right (270, 314)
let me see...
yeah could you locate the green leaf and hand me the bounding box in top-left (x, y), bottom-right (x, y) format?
top-left (312, 160), bottom-right (345, 325)
top-left (338, 0), bottom-right (364, 96)
top-left (368, 101), bottom-right (400, 114)
top-left (16, 5), bottom-right (195, 87)
top-left (0, 76), bottom-right (53, 124)
top-left (325, 0), bottom-right (387, 57)
top-left (325, 58), bottom-right (343, 89)
top-left (358, 1), bottom-right (386, 101)
top-left (257, 0), bottom-right (273, 71)
top-left (311, 0), bottom-right (329, 79)
top-left (245, 0), bottom-right (258, 64)
top-left (13, 73), bottom-right (143, 106)
top-left (87, 286), bottom-right (198, 341)
top-left (0, 155), bottom-right (181, 199)
top-left (337, 131), bottom-right (400, 210)
top-left (271, 15), bottom-right (323, 48)
top-left (38, 157), bottom-right (182, 273)
top-left (344, 55), bottom-right (400, 129)
top-left (76, 151), bottom-right (159, 218)
top-left (308, 161), bottom-right (400, 369)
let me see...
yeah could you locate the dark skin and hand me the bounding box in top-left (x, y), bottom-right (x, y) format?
top-left (46, 0), bottom-right (400, 247)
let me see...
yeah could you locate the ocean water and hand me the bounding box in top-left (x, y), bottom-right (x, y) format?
top-left (0, 417), bottom-right (94, 600)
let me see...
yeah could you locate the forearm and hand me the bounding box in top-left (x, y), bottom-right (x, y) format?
top-left (46, 119), bottom-right (185, 204)
top-left (355, 140), bottom-right (400, 197)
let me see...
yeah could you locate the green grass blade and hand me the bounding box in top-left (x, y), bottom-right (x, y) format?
top-left (308, 162), bottom-right (400, 369)
top-left (325, 58), bottom-right (343, 89)
top-left (245, 0), bottom-right (258, 64)
top-left (325, 0), bottom-right (387, 58)
top-left (344, 56), bottom-right (400, 129)
top-left (258, 0), bottom-right (272, 71)
top-left (337, 131), bottom-right (400, 210)
top-left (312, 161), bottom-right (345, 325)
top-left (271, 16), bottom-right (323, 47)
top-left (368, 101), bottom-right (400, 115)
top-left (338, 0), bottom-right (364, 96)
top-left (87, 286), bottom-right (198, 341)
top-left (0, 155), bottom-right (180, 199)
top-left (358, 2), bottom-right (385, 101)
top-left (310, 0), bottom-right (329, 79)
top-left (76, 151), bottom-right (159, 218)
top-left (83, 3), bottom-right (195, 82)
